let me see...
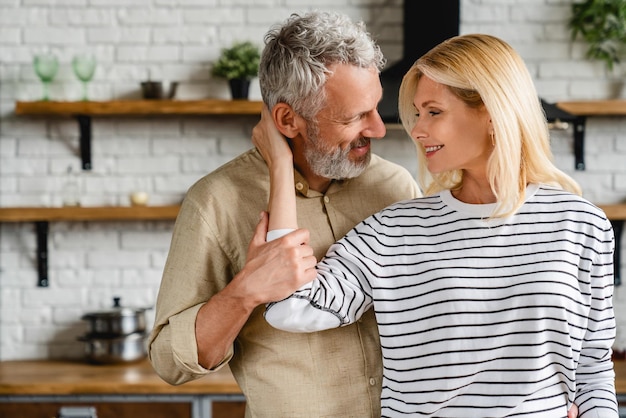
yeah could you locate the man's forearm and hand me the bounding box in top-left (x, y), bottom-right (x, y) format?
top-left (195, 273), bottom-right (260, 369)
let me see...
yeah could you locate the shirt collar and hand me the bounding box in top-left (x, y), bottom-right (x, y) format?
top-left (293, 169), bottom-right (348, 198)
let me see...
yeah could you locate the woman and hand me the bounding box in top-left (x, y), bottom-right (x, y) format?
top-left (253, 34), bottom-right (617, 417)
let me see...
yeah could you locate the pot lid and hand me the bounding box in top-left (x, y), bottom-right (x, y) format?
top-left (81, 297), bottom-right (146, 319)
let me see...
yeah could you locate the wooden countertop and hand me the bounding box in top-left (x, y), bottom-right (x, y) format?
top-left (1, 359), bottom-right (624, 396)
top-left (0, 360), bottom-right (242, 396)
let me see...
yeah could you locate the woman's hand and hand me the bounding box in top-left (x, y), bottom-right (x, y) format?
top-left (567, 403), bottom-right (578, 418)
top-left (252, 105), bottom-right (293, 170)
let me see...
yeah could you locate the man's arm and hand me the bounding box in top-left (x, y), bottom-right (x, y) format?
top-left (195, 217), bottom-right (316, 368)
top-left (149, 202), bottom-right (316, 384)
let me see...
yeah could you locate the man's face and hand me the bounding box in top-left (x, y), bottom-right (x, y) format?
top-left (301, 64), bottom-right (386, 180)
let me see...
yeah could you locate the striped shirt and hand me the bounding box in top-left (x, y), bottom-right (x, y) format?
top-left (265, 184), bottom-right (618, 417)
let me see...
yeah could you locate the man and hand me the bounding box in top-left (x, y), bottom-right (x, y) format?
top-left (148, 11), bottom-right (420, 417)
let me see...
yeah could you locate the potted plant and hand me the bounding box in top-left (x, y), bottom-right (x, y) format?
top-left (212, 41), bottom-right (261, 99)
top-left (568, 0), bottom-right (626, 72)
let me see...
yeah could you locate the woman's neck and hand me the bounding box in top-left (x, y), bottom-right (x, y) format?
top-left (451, 174), bottom-right (496, 204)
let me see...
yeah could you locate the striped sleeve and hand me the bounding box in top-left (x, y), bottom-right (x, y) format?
top-left (575, 215), bottom-right (618, 416)
top-left (265, 225), bottom-right (376, 332)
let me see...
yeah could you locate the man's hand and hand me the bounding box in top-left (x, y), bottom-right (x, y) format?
top-left (239, 211), bottom-right (317, 305)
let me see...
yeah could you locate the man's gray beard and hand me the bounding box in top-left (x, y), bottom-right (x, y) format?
top-left (304, 123), bottom-right (371, 180)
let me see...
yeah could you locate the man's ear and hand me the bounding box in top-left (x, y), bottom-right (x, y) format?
top-left (272, 103), bottom-right (302, 139)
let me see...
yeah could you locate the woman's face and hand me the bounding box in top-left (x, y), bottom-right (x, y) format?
top-left (410, 75), bottom-right (492, 175)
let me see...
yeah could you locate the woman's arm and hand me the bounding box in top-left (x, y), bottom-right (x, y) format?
top-left (251, 106), bottom-right (364, 331)
top-left (573, 218), bottom-right (618, 416)
top-left (251, 106), bottom-right (297, 237)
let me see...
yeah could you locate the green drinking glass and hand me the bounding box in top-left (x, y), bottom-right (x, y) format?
top-left (33, 53), bottom-right (59, 101)
top-left (72, 54), bottom-right (97, 101)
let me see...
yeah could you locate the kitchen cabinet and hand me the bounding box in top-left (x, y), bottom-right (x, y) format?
top-left (0, 401), bottom-right (245, 418)
top-left (14, 99), bottom-right (263, 170)
top-left (0, 359), bottom-right (245, 418)
top-left (0, 401), bottom-right (193, 418)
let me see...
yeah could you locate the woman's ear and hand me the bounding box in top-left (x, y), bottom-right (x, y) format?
top-left (272, 103), bottom-right (302, 139)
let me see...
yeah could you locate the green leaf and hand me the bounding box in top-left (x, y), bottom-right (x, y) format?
top-left (569, 0), bottom-right (626, 71)
top-left (211, 41), bottom-right (261, 80)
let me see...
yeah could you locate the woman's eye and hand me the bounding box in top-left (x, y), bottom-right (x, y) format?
top-left (429, 110), bottom-right (440, 116)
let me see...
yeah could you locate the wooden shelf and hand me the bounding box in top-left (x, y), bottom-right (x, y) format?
top-left (0, 205), bottom-right (180, 222)
top-left (556, 100), bottom-right (626, 116)
top-left (552, 99), bottom-right (626, 171)
top-left (2, 204), bottom-right (621, 223)
top-left (602, 204), bottom-right (626, 221)
top-left (0, 203), bottom-right (623, 288)
top-left (15, 99), bottom-right (263, 116)
top-left (14, 100), bottom-right (263, 170)
top-left (0, 205), bottom-right (181, 287)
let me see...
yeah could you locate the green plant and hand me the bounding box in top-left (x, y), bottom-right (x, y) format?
top-left (211, 41), bottom-right (261, 80)
top-left (568, 0), bottom-right (626, 71)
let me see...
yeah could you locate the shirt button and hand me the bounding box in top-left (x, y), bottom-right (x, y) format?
top-left (324, 196), bottom-right (330, 203)
top-left (369, 378), bottom-right (376, 386)
top-left (296, 182), bottom-right (304, 190)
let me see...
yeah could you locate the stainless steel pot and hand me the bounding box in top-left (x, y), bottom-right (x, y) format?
top-left (78, 297), bottom-right (150, 364)
top-left (81, 297), bottom-right (147, 336)
top-left (79, 332), bottom-right (147, 364)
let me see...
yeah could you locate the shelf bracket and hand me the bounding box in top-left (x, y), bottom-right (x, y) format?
top-left (35, 221), bottom-right (49, 287)
top-left (613, 220), bottom-right (624, 286)
top-left (75, 114), bottom-right (92, 170)
top-left (573, 116), bottom-right (586, 171)
top-left (541, 99), bottom-right (586, 171)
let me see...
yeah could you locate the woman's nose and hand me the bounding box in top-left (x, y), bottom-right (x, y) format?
top-left (411, 121), bottom-right (425, 142)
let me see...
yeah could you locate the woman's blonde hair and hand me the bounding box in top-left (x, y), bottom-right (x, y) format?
top-left (398, 33), bottom-right (581, 218)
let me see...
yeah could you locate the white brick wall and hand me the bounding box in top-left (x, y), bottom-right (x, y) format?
top-left (0, 0), bottom-right (625, 360)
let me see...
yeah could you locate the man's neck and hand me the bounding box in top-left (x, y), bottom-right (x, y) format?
top-left (288, 148), bottom-right (331, 193)
top-left (296, 163), bottom-right (332, 194)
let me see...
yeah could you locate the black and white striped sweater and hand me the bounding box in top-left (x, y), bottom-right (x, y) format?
top-left (266, 184), bottom-right (617, 417)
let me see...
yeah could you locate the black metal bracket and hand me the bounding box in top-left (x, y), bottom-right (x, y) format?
top-left (541, 99), bottom-right (586, 171)
top-left (76, 114), bottom-right (92, 170)
top-left (573, 117), bottom-right (586, 171)
top-left (35, 221), bottom-right (49, 287)
top-left (613, 220), bottom-right (624, 286)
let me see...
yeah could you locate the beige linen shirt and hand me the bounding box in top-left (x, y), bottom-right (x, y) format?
top-left (148, 148), bottom-right (420, 418)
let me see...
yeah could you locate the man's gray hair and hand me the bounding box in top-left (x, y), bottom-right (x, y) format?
top-left (259, 11), bottom-right (386, 120)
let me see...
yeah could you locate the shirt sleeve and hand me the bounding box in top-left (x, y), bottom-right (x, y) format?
top-left (575, 217), bottom-right (619, 417)
top-left (148, 194), bottom-right (233, 384)
top-left (265, 227), bottom-right (375, 333)
top-left (266, 228), bottom-right (296, 242)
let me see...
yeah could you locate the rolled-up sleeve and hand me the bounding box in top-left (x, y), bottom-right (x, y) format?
top-left (148, 187), bottom-right (235, 385)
